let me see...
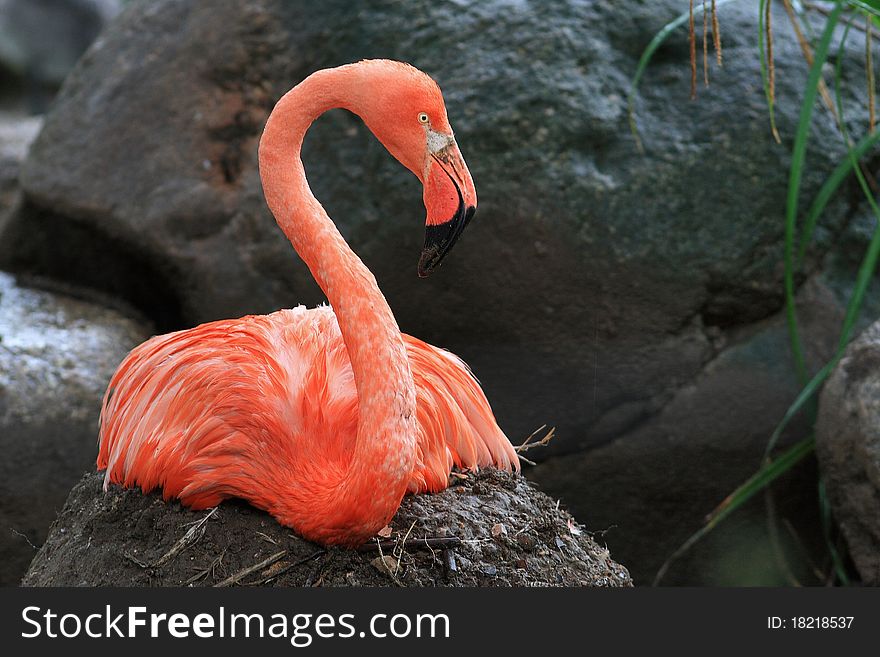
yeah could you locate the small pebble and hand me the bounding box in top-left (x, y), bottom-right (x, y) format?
top-left (370, 555), bottom-right (398, 576)
top-left (443, 549), bottom-right (457, 573)
top-left (516, 534), bottom-right (536, 550)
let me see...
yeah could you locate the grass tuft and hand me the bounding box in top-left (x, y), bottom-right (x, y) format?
top-left (640, 0), bottom-right (880, 585)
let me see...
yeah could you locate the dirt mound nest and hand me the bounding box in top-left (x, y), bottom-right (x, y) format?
top-left (22, 469), bottom-right (631, 587)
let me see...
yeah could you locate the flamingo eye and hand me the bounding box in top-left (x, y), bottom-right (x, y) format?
top-left (418, 112), bottom-right (429, 124)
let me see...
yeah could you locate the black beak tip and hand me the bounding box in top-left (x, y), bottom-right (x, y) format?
top-left (418, 247), bottom-right (440, 278)
top-left (463, 204), bottom-right (476, 228)
top-left (418, 205), bottom-right (476, 278)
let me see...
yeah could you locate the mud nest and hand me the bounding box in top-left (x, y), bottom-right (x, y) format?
top-left (22, 469), bottom-right (631, 587)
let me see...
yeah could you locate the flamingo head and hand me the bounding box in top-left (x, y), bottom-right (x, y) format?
top-left (352, 60), bottom-right (477, 277)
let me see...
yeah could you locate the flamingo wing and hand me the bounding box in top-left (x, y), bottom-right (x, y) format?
top-left (97, 306), bottom-right (359, 511)
top-left (97, 307), bottom-right (516, 513)
top-left (403, 335), bottom-right (519, 492)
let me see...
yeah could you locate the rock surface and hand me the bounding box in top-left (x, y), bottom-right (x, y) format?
top-left (22, 469), bottom-right (632, 587)
top-left (0, 0), bottom-right (121, 111)
top-left (0, 272), bottom-right (148, 586)
top-left (0, 112), bottom-right (41, 220)
top-left (816, 321), bottom-right (880, 586)
top-left (534, 277), bottom-right (849, 584)
top-left (2, 0), bottom-right (874, 584)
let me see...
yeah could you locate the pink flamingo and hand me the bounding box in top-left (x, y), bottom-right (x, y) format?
top-left (97, 60), bottom-right (518, 546)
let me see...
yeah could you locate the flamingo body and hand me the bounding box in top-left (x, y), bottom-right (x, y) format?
top-left (98, 306), bottom-right (516, 544)
top-left (96, 60), bottom-right (518, 546)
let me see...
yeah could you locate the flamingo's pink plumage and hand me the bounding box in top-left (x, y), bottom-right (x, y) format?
top-left (97, 60), bottom-right (518, 546)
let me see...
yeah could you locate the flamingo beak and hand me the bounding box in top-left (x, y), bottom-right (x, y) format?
top-left (418, 142), bottom-right (477, 278)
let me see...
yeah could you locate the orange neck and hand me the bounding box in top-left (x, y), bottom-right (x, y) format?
top-left (258, 67), bottom-right (417, 540)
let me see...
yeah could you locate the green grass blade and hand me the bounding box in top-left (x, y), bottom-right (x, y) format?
top-left (653, 436), bottom-right (815, 586)
top-left (797, 130), bottom-right (880, 266)
top-left (627, 0), bottom-right (739, 151)
top-left (766, 192), bottom-right (880, 458)
top-left (657, 2), bottom-right (873, 583)
top-left (832, 19), bottom-right (880, 347)
top-left (764, 359), bottom-right (836, 457)
top-left (819, 479), bottom-right (851, 585)
top-left (766, 8), bottom-right (880, 458)
top-left (783, 1), bottom-right (844, 387)
top-left (708, 437), bottom-right (816, 530)
top-left (836, 201), bottom-right (880, 340)
top-left (847, 0), bottom-right (880, 18)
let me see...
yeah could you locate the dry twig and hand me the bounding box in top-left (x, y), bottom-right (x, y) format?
top-left (766, 0), bottom-right (776, 111)
top-left (781, 0), bottom-right (839, 123)
top-left (10, 528), bottom-right (37, 550)
top-left (703, 0), bottom-right (709, 86)
top-left (868, 13), bottom-right (876, 133)
top-left (803, 1), bottom-right (870, 33)
top-left (184, 551), bottom-right (226, 585)
top-left (214, 549), bottom-right (287, 587)
top-left (245, 549), bottom-right (326, 586)
top-left (515, 425), bottom-right (555, 466)
top-left (712, 0), bottom-right (723, 65)
top-left (516, 425), bottom-right (556, 453)
top-left (358, 536), bottom-right (461, 553)
top-left (690, 0), bottom-right (698, 99)
top-left (152, 507), bottom-right (217, 568)
top-left (126, 508), bottom-right (217, 570)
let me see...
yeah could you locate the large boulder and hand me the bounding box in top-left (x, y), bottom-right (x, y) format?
top-left (22, 469), bottom-right (632, 587)
top-left (1, 0), bottom-right (873, 583)
top-left (0, 112), bottom-right (41, 216)
top-left (536, 278), bottom-right (843, 585)
top-left (816, 321), bottom-right (880, 585)
top-left (0, 0), bottom-right (121, 111)
top-left (0, 272), bottom-right (148, 585)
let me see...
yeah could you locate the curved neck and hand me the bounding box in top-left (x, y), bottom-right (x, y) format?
top-left (258, 69), bottom-right (416, 521)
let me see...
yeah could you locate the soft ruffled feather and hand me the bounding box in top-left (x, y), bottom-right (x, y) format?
top-left (97, 306), bottom-right (518, 536)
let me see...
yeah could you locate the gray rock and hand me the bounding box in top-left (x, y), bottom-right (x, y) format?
top-left (0, 112), bottom-right (42, 164)
top-left (0, 111), bottom-right (42, 218)
top-left (0, 0), bottom-right (121, 111)
top-left (533, 277), bottom-right (844, 584)
top-left (1, 0), bottom-right (874, 583)
top-left (816, 321), bottom-right (880, 586)
top-left (0, 271), bottom-right (148, 585)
